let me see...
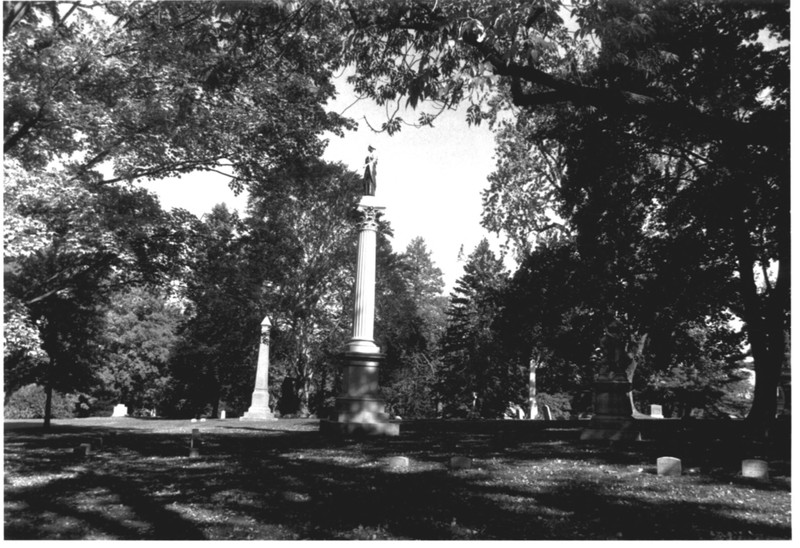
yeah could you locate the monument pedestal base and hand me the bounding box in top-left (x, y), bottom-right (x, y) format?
top-left (321, 351), bottom-right (399, 437)
top-left (580, 416), bottom-right (641, 441)
top-left (320, 418), bottom-right (400, 436)
top-left (580, 379), bottom-right (641, 441)
top-left (240, 389), bottom-right (276, 421)
top-left (241, 409), bottom-right (275, 421)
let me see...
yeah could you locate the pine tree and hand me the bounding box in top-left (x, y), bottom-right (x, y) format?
top-left (439, 239), bottom-right (512, 418)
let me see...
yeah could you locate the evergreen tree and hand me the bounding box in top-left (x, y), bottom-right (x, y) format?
top-left (439, 238), bottom-right (511, 418)
top-left (378, 237), bottom-right (448, 418)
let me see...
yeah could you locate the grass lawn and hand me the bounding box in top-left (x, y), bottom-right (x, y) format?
top-left (3, 417), bottom-right (791, 540)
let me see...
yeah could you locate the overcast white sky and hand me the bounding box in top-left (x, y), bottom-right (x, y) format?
top-left (140, 75), bottom-right (510, 291)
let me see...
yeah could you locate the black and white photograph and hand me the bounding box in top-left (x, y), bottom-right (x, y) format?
top-left (3, 0), bottom-right (790, 541)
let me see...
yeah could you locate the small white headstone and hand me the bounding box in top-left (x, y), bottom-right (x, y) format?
top-left (190, 418), bottom-right (198, 423)
top-left (74, 443), bottom-right (92, 457)
top-left (650, 404), bottom-right (664, 418)
top-left (657, 456), bottom-right (681, 476)
top-left (384, 456), bottom-right (409, 469)
top-left (450, 456), bottom-right (472, 469)
top-left (220, 410), bottom-right (226, 420)
top-left (200, 418), bottom-right (206, 422)
top-left (742, 459), bottom-right (769, 481)
top-left (542, 404), bottom-right (553, 421)
top-left (111, 404), bottom-right (128, 418)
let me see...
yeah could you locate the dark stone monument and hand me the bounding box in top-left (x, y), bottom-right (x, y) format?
top-left (581, 321), bottom-right (642, 441)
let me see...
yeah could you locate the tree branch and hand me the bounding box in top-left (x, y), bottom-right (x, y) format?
top-left (4, 106), bottom-right (46, 153)
top-left (463, 33), bottom-right (787, 147)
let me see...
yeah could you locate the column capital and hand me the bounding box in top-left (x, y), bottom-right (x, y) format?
top-left (356, 197), bottom-right (386, 231)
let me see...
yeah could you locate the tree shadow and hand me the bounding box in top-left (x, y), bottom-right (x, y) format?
top-left (4, 420), bottom-right (791, 540)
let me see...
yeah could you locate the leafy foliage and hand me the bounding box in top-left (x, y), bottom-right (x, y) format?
top-left (4, 384), bottom-right (82, 419)
top-left (338, 0), bottom-right (788, 427)
top-left (4, 1), bottom-right (352, 185)
top-left (96, 286), bottom-right (186, 415)
top-left (3, 157), bottom-right (196, 423)
top-left (378, 237), bottom-right (448, 418)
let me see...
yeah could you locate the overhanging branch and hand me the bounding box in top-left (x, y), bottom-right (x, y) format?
top-left (463, 33), bottom-right (787, 147)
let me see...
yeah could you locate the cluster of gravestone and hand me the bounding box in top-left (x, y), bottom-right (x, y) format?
top-left (381, 455), bottom-right (474, 471)
top-left (656, 456), bottom-right (770, 481)
top-left (72, 433), bottom-right (115, 458)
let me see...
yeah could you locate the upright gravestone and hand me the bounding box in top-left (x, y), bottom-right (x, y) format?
top-left (111, 404), bottom-right (128, 418)
top-left (650, 404), bottom-right (664, 418)
top-left (657, 456), bottom-right (682, 476)
top-left (321, 147), bottom-right (398, 436)
top-left (742, 459), bottom-right (769, 481)
top-left (241, 316), bottom-right (276, 421)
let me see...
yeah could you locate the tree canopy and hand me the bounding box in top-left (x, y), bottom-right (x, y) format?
top-left (4, 0), bottom-right (786, 429)
top-left (336, 0), bottom-right (788, 425)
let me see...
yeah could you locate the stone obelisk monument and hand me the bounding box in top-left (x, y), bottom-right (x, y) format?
top-left (241, 315), bottom-right (276, 420)
top-left (321, 146), bottom-right (399, 436)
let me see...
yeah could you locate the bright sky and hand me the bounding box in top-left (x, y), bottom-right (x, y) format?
top-left (322, 77), bottom-right (507, 290)
top-left (140, 77), bottom-right (509, 292)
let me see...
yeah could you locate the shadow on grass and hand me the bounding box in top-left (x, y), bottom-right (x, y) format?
top-left (4, 420), bottom-right (791, 540)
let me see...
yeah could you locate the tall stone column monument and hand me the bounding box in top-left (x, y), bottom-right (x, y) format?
top-left (241, 315), bottom-right (276, 421)
top-left (321, 146), bottom-right (398, 436)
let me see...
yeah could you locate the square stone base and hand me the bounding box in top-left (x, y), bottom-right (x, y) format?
top-left (240, 408), bottom-right (276, 421)
top-left (320, 419), bottom-right (400, 437)
top-left (580, 417), bottom-right (641, 441)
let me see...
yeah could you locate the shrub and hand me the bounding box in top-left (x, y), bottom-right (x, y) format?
top-left (4, 384), bottom-right (79, 419)
top-left (536, 392), bottom-right (572, 419)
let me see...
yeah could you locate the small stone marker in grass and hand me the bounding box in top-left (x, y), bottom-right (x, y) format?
top-left (650, 404), bottom-right (664, 418)
top-left (189, 428), bottom-right (201, 458)
top-left (384, 456), bottom-right (409, 470)
top-left (657, 456), bottom-right (681, 476)
top-left (542, 404), bottom-right (553, 421)
top-left (93, 437), bottom-right (104, 450)
top-left (742, 459), bottom-right (769, 481)
top-left (220, 410), bottom-right (226, 419)
top-left (74, 443), bottom-right (92, 457)
top-left (450, 456), bottom-right (472, 470)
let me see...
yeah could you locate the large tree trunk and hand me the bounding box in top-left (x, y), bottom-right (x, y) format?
top-left (528, 357), bottom-right (539, 420)
top-left (43, 356), bottom-right (54, 430)
top-left (296, 358), bottom-right (312, 417)
top-left (729, 175), bottom-right (788, 432)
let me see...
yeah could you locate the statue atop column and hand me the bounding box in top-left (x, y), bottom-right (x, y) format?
top-left (362, 145), bottom-right (377, 196)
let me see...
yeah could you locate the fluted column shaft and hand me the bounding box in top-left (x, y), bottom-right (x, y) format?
top-left (320, 197), bottom-right (398, 435)
top-left (346, 204), bottom-right (383, 354)
top-left (352, 221), bottom-right (376, 341)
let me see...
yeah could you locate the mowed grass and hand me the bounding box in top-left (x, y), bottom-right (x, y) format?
top-left (3, 417), bottom-right (791, 540)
